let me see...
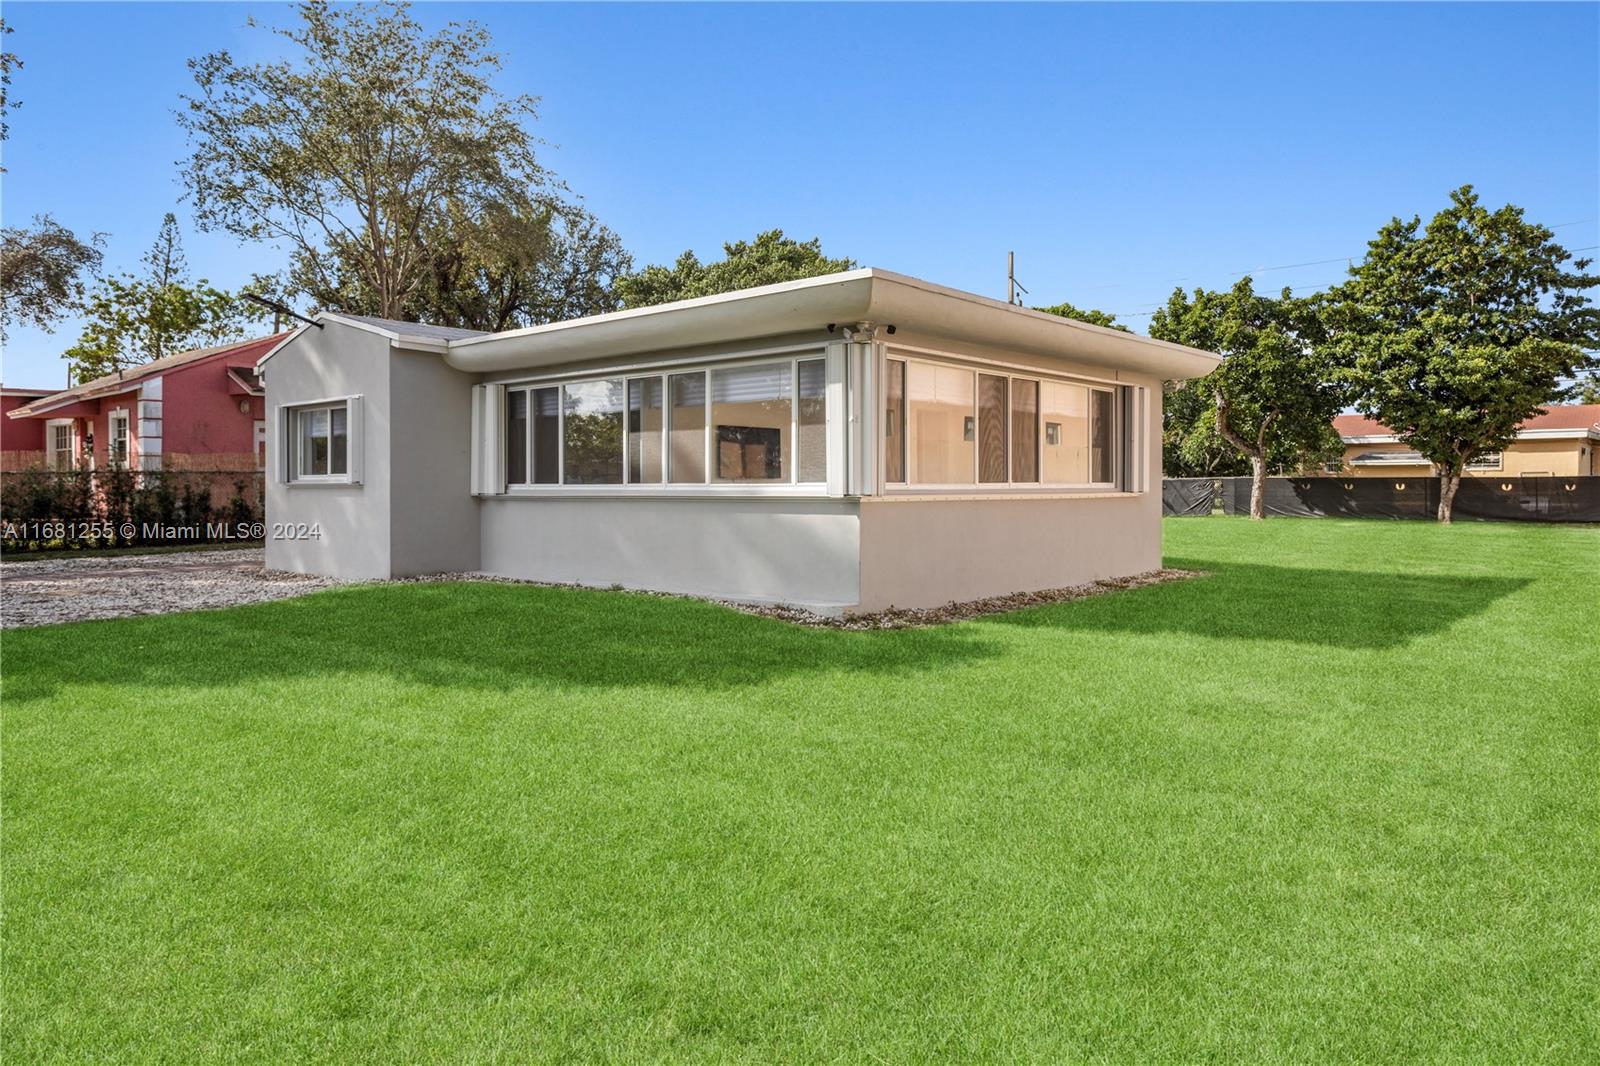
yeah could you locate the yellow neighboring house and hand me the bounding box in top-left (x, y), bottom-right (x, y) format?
top-left (1333, 403), bottom-right (1600, 477)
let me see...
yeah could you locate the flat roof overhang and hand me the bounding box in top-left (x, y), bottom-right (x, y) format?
top-left (440, 268), bottom-right (1221, 380)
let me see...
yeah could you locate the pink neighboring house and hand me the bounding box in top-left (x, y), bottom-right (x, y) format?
top-left (4, 335), bottom-right (286, 473)
top-left (1, 386), bottom-right (56, 469)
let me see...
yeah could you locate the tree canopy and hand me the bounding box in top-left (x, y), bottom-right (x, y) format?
top-left (1321, 184), bottom-right (1600, 520)
top-left (0, 216), bottom-right (104, 344)
top-left (179, 1), bottom-right (549, 321)
top-left (63, 214), bottom-right (262, 383)
top-left (1033, 300), bottom-right (1129, 332)
top-left (1151, 278), bottom-right (1345, 517)
top-left (615, 230), bottom-right (853, 308)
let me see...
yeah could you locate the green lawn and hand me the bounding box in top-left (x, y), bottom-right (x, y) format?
top-left (4, 518), bottom-right (1596, 1063)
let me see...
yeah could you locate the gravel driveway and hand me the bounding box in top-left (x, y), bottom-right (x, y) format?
top-left (1, 549), bottom-right (345, 629)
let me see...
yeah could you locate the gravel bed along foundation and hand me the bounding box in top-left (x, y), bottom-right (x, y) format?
top-left (1, 549), bottom-right (345, 630)
top-left (3, 549), bottom-right (1200, 631)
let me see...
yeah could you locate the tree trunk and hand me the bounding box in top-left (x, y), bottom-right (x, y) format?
top-left (1438, 468), bottom-right (1460, 524)
top-left (1249, 454), bottom-right (1267, 520)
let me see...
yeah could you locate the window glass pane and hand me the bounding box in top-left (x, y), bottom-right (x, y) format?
top-left (1011, 378), bottom-right (1039, 483)
top-left (627, 377), bottom-right (664, 484)
top-left (978, 373), bottom-right (1008, 483)
top-left (1041, 382), bottom-right (1090, 484)
top-left (506, 390), bottom-right (528, 485)
top-left (884, 359), bottom-right (906, 483)
top-left (797, 359), bottom-right (826, 483)
top-left (563, 379), bottom-right (623, 484)
top-left (303, 408), bottom-right (329, 476)
top-left (111, 416), bottom-right (128, 465)
top-left (330, 406), bottom-right (348, 475)
top-left (908, 362), bottom-right (975, 485)
top-left (1091, 388), bottom-right (1115, 483)
top-left (711, 363), bottom-right (791, 482)
top-left (532, 387), bottom-right (559, 484)
top-left (668, 372), bottom-right (706, 483)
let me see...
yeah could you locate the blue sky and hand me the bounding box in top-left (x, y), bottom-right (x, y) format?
top-left (2, 1), bottom-right (1596, 388)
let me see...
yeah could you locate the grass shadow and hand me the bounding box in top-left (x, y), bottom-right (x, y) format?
top-left (2, 581), bottom-right (1001, 702)
top-left (996, 560), bottom-right (1531, 649)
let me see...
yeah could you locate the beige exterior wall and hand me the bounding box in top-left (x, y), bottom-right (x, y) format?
top-left (1338, 437), bottom-right (1596, 477)
top-left (858, 493), bottom-right (1158, 611)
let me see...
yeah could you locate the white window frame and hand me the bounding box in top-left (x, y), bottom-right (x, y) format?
top-left (284, 396), bottom-right (361, 485)
top-left (46, 418), bottom-right (75, 471)
top-left (881, 349), bottom-right (1124, 494)
top-left (497, 349), bottom-right (830, 497)
top-left (108, 409), bottom-right (130, 468)
top-left (1465, 451), bottom-right (1503, 471)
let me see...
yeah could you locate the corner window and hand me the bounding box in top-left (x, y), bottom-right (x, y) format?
top-left (292, 402), bottom-right (349, 480)
top-left (894, 355), bottom-right (1122, 491)
top-left (497, 353), bottom-right (828, 492)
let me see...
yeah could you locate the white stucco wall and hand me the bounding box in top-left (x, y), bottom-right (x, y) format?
top-left (479, 496), bottom-right (862, 610)
top-left (387, 348), bottom-right (480, 576)
top-left (263, 322), bottom-right (394, 580)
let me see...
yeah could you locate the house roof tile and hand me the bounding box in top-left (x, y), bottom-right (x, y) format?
top-left (7, 334), bottom-right (287, 418)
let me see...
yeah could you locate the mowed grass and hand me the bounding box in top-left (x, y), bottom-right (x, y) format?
top-left (3, 518), bottom-right (1596, 1063)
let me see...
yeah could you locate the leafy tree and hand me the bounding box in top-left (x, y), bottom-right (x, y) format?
top-left (1575, 373), bottom-right (1600, 406)
top-left (615, 230), bottom-right (853, 308)
top-left (0, 215), bottom-right (104, 342)
top-left (1161, 379), bottom-right (1249, 478)
top-left (62, 214), bottom-right (262, 383)
top-left (179, 1), bottom-right (547, 320)
top-left (1, 16), bottom-right (19, 153)
top-left (298, 197), bottom-right (632, 332)
top-left (1033, 300), bottom-right (1130, 332)
top-left (1321, 185), bottom-right (1600, 522)
top-left (1151, 278), bottom-right (1345, 519)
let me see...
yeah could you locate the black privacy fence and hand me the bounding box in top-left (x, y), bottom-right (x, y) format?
top-left (0, 469), bottom-right (266, 552)
top-left (1162, 476), bottom-right (1600, 523)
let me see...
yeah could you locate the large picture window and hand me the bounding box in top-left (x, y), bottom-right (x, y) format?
top-left (712, 362), bottom-right (791, 482)
top-left (563, 379), bottom-right (624, 484)
top-left (908, 361), bottom-right (976, 485)
top-left (893, 355), bottom-right (1121, 490)
top-left (499, 354), bottom-right (828, 492)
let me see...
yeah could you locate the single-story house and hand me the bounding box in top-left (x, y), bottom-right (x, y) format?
top-left (1, 386), bottom-right (56, 470)
top-left (1333, 405), bottom-right (1600, 478)
top-left (6, 335), bottom-right (286, 473)
top-left (258, 269), bottom-right (1219, 613)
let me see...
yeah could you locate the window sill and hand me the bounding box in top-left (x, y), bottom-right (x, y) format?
top-left (490, 485), bottom-right (834, 500)
top-left (288, 478), bottom-right (359, 488)
top-left (871, 490), bottom-right (1138, 503)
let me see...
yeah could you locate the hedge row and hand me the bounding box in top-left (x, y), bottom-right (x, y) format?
top-left (0, 467), bottom-right (265, 552)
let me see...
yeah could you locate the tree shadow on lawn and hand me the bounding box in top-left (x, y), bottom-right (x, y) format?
top-left (3, 581), bottom-right (1006, 701)
top-left (997, 559), bottom-right (1532, 650)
